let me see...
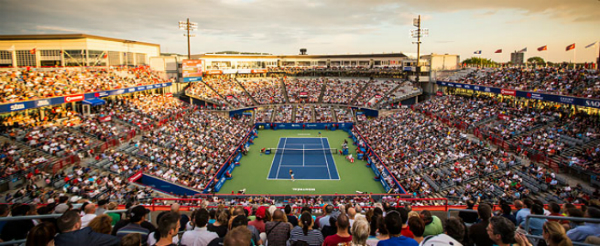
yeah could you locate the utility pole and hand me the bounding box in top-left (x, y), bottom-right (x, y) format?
top-left (411, 16), bottom-right (428, 85)
top-left (179, 18), bottom-right (197, 59)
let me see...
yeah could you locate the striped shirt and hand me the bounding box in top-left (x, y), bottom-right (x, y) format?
top-left (116, 223), bottom-right (150, 244)
top-left (289, 226), bottom-right (324, 246)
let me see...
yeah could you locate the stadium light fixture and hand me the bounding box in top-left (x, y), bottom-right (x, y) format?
top-left (410, 15), bottom-right (428, 85)
top-left (179, 18), bottom-right (198, 59)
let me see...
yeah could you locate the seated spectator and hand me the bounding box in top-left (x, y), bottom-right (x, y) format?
top-left (459, 200), bottom-right (478, 226)
top-left (398, 208), bottom-right (414, 238)
top-left (223, 226), bottom-right (253, 246)
top-left (54, 210), bottom-right (120, 246)
top-left (420, 210), bottom-right (443, 237)
top-left (376, 211), bottom-right (418, 246)
top-left (351, 218), bottom-right (370, 246)
top-left (521, 204), bottom-right (547, 236)
top-left (121, 233), bottom-right (142, 246)
top-left (152, 212), bottom-right (180, 246)
top-left (265, 210), bottom-right (293, 246)
top-left (116, 205), bottom-right (151, 243)
top-left (407, 216), bottom-right (426, 244)
top-left (0, 204), bottom-right (34, 242)
top-left (112, 205), bottom-right (155, 237)
top-left (422, 217), bottom-right (466, 246)
top-left (181, 208), bottom-right (218, 246)
top-left (81, 203), bottom-right (97, 228)
top-left (207, 211), bottom-right (229, 238)
top-left (106, 202), bottom-right (121, 226)
top-left (515, 221), bottom-right (573, 246)
top-left (486, 216), bottom-right (515, 246)
top-left (26, 221), bottom-right (57, 246)
top-left (567, 206), bottom-right (600, 242)
top-left (323, 213), bottom-right (352, 246)
top-left (88, 215), bottom-right (113, 235)
top-left (285, 205), bottom-right (299, 227)
top-left (289, 212), bottom-right (324, 246)
top-left (469, 204), bottom-right (495, 246)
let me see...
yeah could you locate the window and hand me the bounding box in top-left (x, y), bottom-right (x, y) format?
top-left (16, 50), bottom-right (36, 67)
top-left (64, 50), bottom-right (85, 66)
top-left (124, 52), bottom-right (134, 66)
top-left (88, 50), bottom-right (106, 66)
top-left (0, 51), bottom-right (12, 66)
top-left (108, 51), bottom-right (121, 66)
top-left (136, 53), bottom-right (146, 65)
top-left (39, 50), bottom-right (62, 67)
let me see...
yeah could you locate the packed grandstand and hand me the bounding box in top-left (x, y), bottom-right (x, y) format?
top-left (0, 65), bottom-right (599, 246)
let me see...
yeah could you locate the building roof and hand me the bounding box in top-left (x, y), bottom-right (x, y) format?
top-left (193, 53), bottom-right (409, 60)
top-left (0, 34), bottom-right (160, 47)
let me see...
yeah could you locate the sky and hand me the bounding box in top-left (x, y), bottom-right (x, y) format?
top-left (0, 0), bottom-right (599, 63)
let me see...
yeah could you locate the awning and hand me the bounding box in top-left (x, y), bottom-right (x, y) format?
top-left (82, 98), bottom-right (106, 106)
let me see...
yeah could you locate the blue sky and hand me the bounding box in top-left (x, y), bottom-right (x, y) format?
top-left (0, 0), bottom-right (598, 63)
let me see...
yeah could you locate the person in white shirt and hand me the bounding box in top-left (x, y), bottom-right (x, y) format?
top-left (180, 208), bottom-right (218, 246)
top-left (80, 203), bottom-right (97, 228)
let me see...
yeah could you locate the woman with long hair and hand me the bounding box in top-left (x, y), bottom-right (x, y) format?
top-left (515, 221), bottom-right (572, 246)
top-left (288, 212), bottom-right (324, 246)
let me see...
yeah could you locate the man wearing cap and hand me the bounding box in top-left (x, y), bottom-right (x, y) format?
top-left (116, 205), bottom-right (151, 243)
top-left (249, 206), bottom-right (267, 233)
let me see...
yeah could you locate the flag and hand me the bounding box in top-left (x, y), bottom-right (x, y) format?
top-left (474, 50), bottom-right (482, 54)
top-left (495, 49), bottom-right (502, 53)
top-left (102, 53), bottom-right (108, 59)
top-left (585, 41), bottom-right (598, 49)
top-left (29, 48), bottom-right (36, 55)
top-left (537, 45), bottom-right (547, 51)
top-left (566, 43), bottom-right (575, 51)
top-left (518, 47), bottom-right (527, 53)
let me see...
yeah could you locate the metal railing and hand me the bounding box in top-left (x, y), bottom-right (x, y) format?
top-left (524, 214), bottom-right (599, 246)
top-left (0, 214), bottom-right (63, 246)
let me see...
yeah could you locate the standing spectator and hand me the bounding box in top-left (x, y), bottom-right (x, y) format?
top-left (81, 203), bottom-right (97, 228)
top-left (376, 211), bottom-right (418, 246)
top-left (265, 210), bottom-right (293, 246)
top-left (487, 216), bottom-right (515, 246)
top-left (351, 218), bottom-right (370, 246)
top-left (54, 210), bottom-right (120, 246)
top-left (116, 205), bottom-right (151, 243)
top-left (26, 222), bottom-right (57, 246)
top-left (324, 213), bottom-right (352, 246)
top-left (289, 212), bottom-right (324, 246)
top-left (459, 200), bottom-right (479, 226)
top-left (285, 205), bottom-right (299, 227)
top-left (469, 203), bottom-right (495, 246)
top-left (181, 208), bottom-right (219, 246)
top-left (407, 216), bottom-right (425, 244)
top-left (88, 215), bottom-right (113, 234)
top-left (153, 212), bottom-right (180, 246)
top-left (420, 210), bottom-right (443, 237)
top-left (566, 206), bottom-right (600, 242)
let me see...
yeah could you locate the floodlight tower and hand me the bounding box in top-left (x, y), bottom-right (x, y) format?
top-left (179, 18), bottom-right (198, 59)
top-left (411, 15), bottom-right (428, 85)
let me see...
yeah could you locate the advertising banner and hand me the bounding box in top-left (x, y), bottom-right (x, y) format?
top-left (182, 59), bottom-right (204, 82)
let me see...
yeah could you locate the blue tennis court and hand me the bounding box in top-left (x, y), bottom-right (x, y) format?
top-left (267, 138), bottom-right (339, 180)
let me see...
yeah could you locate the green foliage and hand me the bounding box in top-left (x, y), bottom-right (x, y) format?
top-left (527, 56), bottom-right (546, 64)
top-left (461, 57), bottom-right (498, 66)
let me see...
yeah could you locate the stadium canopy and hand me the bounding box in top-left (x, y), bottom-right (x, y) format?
top-left (82, 98), bottom-right (106, 106)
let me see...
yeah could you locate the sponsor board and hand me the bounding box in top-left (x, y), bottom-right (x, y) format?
top-left (64, 94), bottom-right (84, 103)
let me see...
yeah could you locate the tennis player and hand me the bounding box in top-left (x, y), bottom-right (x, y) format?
top-left (290, 169), bottom-right (295, 182)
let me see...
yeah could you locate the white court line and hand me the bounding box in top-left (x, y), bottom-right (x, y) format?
top-left (266, 138), bottom-right (283, 179)
top-left (274, 138), bottom-right (288, 179)
top-left (321, 138), bottom-right (332, 179)
top-left (303, 144), bottom-right (305, 167)
top-left (278, 164), bottom-right (328, 168)
top-left (324, 138), bottom-right (340, 180)
top-left (266, 178), bottom-right (341, 180)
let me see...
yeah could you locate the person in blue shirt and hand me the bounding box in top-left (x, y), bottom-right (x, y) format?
top-left (377, 210), bottom-right (418, 246)
top-left (567, 206), bottom-right (600, 242)
top-left (516, 199), bottom-right (533, 226)
top-left (520, 204), bottom-right (547, 236)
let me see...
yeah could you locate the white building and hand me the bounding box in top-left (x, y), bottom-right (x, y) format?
top-left (0, 34), bottom-right (160, 68)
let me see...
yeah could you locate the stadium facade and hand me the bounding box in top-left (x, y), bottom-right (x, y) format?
top-left (0, 34), bottom-right (160, 67)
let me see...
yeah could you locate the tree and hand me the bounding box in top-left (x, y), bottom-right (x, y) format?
top-left (527, 56), bottom-right (545, 65)
top-left (461, 57), bottom-right (498, 67)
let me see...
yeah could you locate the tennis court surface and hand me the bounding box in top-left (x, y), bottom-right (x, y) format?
top-left (267, 137), bottom-right (340, 180)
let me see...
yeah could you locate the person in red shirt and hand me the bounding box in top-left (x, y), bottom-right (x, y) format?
top-left (399, 208), bottom-right (414, 238)
top-left (323, 213), bottom-right (352, 246)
